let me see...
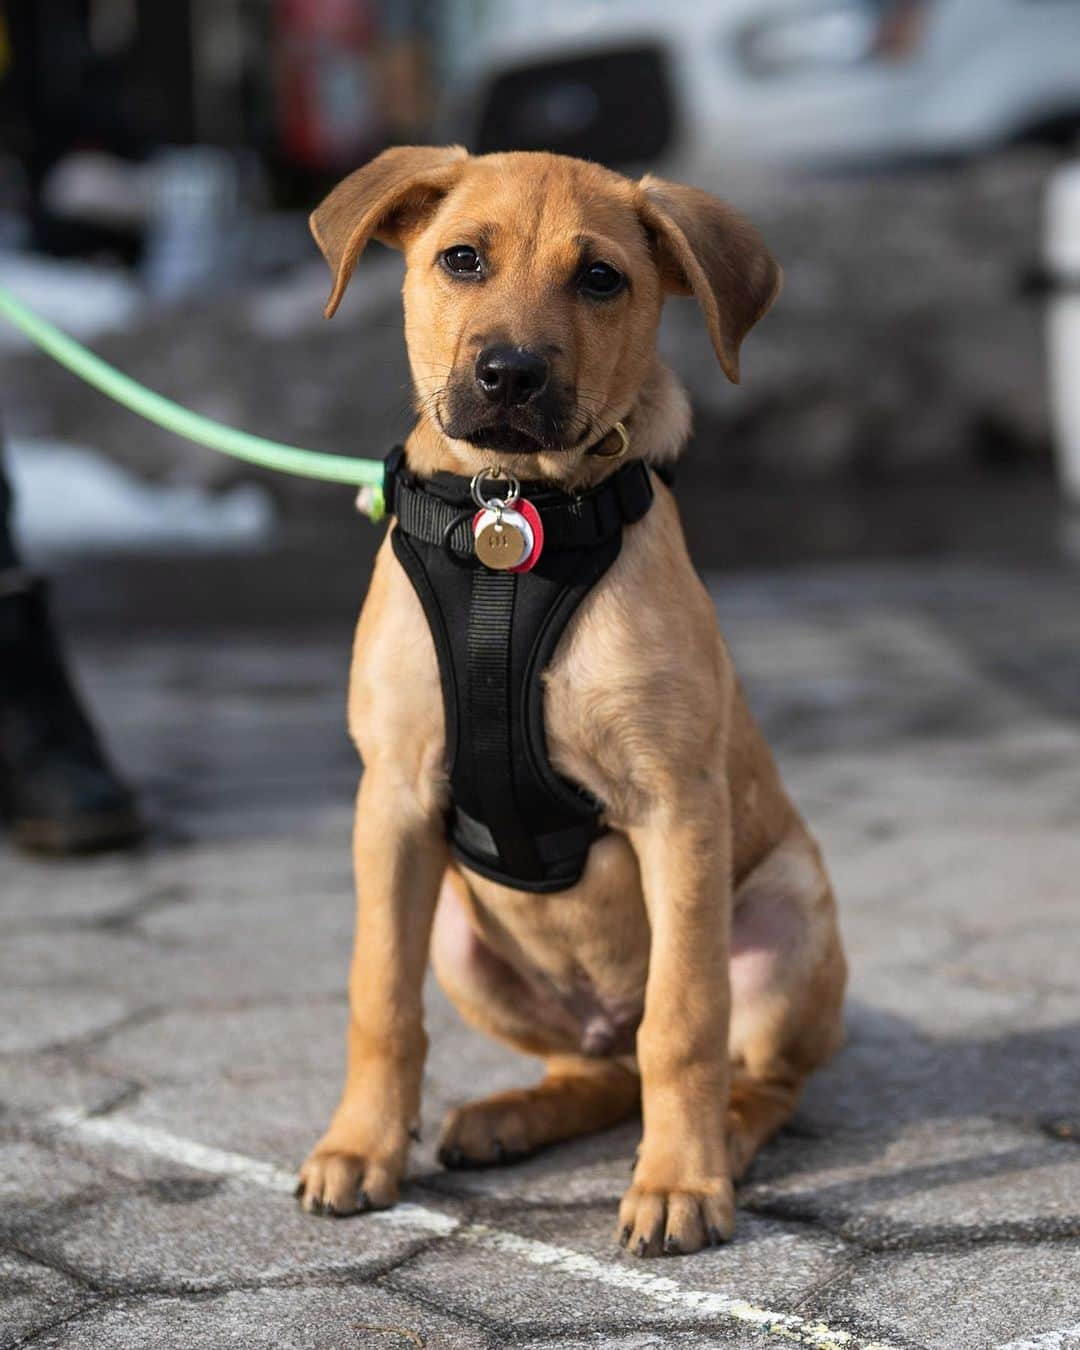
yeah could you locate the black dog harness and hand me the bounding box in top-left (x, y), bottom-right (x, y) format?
top-left (383, 445), bottom-right (656, 893)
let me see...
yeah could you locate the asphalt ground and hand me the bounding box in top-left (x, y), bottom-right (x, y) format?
top-left (2, 492), bottom-right (1080, 1350)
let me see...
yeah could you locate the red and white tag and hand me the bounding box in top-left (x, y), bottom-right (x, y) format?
top-left (471, 497), bottom-right (544, 573)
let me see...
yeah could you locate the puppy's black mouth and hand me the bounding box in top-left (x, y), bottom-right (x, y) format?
top-left (440, 380), bottom-right (581, 456)
top-left (457, 424), bottom-right (556, 454)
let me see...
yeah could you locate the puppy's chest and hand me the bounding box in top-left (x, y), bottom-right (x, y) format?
top-left (540, 601), bottom-right (709, 824)
top-left (542, 660), bottom-right (641, 814)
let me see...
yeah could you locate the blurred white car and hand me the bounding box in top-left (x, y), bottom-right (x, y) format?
top-left (440, 0), bottom-right (1080, 173)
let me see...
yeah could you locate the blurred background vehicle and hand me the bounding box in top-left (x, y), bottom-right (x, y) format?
top-left (453, 0), bottom-right (1080, 177)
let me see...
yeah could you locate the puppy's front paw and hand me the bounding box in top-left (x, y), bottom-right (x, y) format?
top-left (296, 1133), bottom-right (404, 1217)
top-left (617, 1175), bottom-right (735, 1257)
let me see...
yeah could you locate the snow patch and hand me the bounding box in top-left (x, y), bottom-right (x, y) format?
top-left (8, 437), bottom-right (274, 556)
top-left (0, 253), bottom-right (142, 351)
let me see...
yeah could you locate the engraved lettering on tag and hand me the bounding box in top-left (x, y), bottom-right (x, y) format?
top-left (475, 518), bottom-right (527, 569)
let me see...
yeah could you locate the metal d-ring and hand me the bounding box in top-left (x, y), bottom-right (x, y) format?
top-left (441, 508), bottom-right (477, 567)
top-left (470, 466), bottom-right (520, 512)
top-left (591, 420), bottom-right (630, 460)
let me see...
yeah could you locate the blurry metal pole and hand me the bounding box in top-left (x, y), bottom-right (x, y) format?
top-left (1046, 160), bottom-right (1080, 505)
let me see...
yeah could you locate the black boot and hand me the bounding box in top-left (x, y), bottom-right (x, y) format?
top-left (0, 570), bottom-right (143, 855)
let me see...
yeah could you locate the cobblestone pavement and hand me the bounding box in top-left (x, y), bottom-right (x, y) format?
top-left (2, 551), bottom-right (1079, 1350)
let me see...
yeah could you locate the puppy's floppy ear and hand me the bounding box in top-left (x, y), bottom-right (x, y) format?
top-left (637, 175), bottom-right (782, 384)
top-left (311, 145), bottom-right (468, 318)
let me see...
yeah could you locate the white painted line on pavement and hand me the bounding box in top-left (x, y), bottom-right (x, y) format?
top-left (48, 1107), bottom-right (898, 1350)
top-left (46, 1107), bottom-right (456, 1238)
top-left (998, 1327), bottom-right (1080, 1350)
top-left (50, 1107), bottom-right (295, 1192)
top-left (457, 1222), bottom-right (897, 1350)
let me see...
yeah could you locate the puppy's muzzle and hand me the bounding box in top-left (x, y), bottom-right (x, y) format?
top-left (475, 345), bottom-right (549, 408)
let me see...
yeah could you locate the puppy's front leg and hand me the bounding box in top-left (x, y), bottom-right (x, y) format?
top-left (621, 785), bottom-right (735, 1257)
top-left (298, 762), bottom-right (447, 1216)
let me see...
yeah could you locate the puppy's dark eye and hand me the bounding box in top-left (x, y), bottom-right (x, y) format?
top-left (580, 261), bottom-right (624, 298)
top-left (441, 245), bottom-right (482, 276)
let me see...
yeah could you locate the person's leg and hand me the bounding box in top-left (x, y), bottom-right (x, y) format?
top-left (0, 439), bottom-right (18, 571)
top-left (0, 440), bottom-right (143, 855)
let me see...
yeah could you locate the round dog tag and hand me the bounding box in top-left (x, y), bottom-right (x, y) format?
top-left (473, 506), bottom-right (532, 570)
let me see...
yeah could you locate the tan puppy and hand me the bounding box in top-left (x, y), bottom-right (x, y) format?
top-left (297, 146), bottom-right (846, 1258)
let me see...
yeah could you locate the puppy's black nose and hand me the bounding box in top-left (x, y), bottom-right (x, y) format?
top-left (475, 345), bottom-right (548, 407)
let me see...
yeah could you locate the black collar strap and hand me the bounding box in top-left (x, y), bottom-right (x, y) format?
top-left (383, 445), bottom-right (655, 560)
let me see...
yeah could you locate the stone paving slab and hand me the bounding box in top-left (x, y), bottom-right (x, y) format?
top-left (0, 1250), bottom-right (93, 1350)
top-left (0, 1140), bottom-right (108, 1224)
top-left (805, 1241), bottom-right (1080, 1350)
top-left (0, 897), bottom-right (349, 1013)
top-left (73, 1078), bottom-right (341, 1185)
top-left (797, 1003), bottom-right (1080, 1134)
top-left (88, 1001), bottom-right (345, 1091)
top-left (19, 1286), bottom-right (489, 1350)
top-left (0, 978), bottom-right (146, 1059)
top-left (724, 608), bottom-right (1035, 756)
top-left (520, 1337), bottom-right (769, 1350)
top-left (740, 1119), bottom-right (1080, 1247)
top-left (59, 981), bottom-right (527, 1179)
top-left (821, 816), bottom-right (1080, 931)
top-left (16, 1180), bottom-right (460, 1294)
top-left (387, 1207), bottom-right (849, 1335)
top-left (0, 1051), bottom-right (133, 1122)
top-left (0, 852), bottom-right (166, 931)
top-left (0, 817), bottom-right (356, 932)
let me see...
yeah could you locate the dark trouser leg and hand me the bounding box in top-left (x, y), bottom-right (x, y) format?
top-left (0, 438), bottom-right (143, 855)
top-left (0, 442), bottom-right (18, 571)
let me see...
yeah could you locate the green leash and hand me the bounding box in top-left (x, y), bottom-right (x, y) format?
top-left (0, 283), bottom-right (386, 520)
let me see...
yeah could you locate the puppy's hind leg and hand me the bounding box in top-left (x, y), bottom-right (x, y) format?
top-left (438, 1055), bottom-right (640, 1169)
top-left (726, 830), bottom-right (847, 1180)
top-left (431, 869), bottom-right (640, 1168)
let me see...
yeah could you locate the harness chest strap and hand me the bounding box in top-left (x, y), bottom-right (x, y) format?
top-left (383, 446), bottom-right (656, 893)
